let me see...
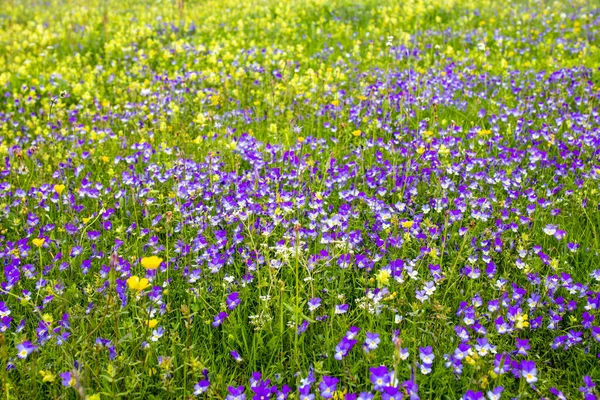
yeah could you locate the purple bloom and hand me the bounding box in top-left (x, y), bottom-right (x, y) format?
top-left (549, 387), bottom-right (567, 400)
top-left (334, 336), bottom-right (357, 360)
top-left (335, 304), bottom-right (349, 315)
top-left (462, 390), bottom-right (484, 400)
top-left (419, 346), bottom-right (434, 364)
top-left (381, 386), bottom-right (403, 400)
top-left (345, 326), bottom-right (361, 339)
top-left (59, 371), bottom-right (74, 387)
top-left (318, 376), bottom-right (339, 399)
top-left (363, 332), bottom-right (380, 353)
top-left (230, 350), bottom-right (243, 363)
top-left (515, 338), bottom-right (529, 356)
top-left (486, 386), bottom-right (503, 400)
top-left (212, 312), bottom-right (229, 327)
top-left (194, 378), bottom-right (210, 395)
top-left (226, 385), bottom-right (246, 400)
top-left (226, 292), bottom-right (241, 310)
top-left (520, 360), bottom-right (537, 384)
top-left (307, 298), bottom-right (322, 312)
top-left (297, 320), bottom-right (309, 335)
top-left (299, 384), bottom-right (315, 400)
top-left (250, 377), bottom-right (273, 400)
top-left (16, 341), bottom-right (36, 359)
top-left (579, 376), bottom-right (596, 396)
top-left (369, 365), bottom-right (390, 391)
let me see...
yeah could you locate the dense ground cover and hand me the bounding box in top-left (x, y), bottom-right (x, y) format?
top-left (0, 0), bottom-right (600, 398)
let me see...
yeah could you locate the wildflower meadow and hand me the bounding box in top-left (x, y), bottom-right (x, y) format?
top-left (1, 0), bottom-right (600, 398)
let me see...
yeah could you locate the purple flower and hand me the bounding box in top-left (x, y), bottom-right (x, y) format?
top-left (334, 337), bottom-right (357, 360)
top-left (520, 360), bottom-right (537, 384)
top-left (486, 386), bottom-right (503, 400)
top-left (16, 341), bottom-right (36, 359)
top-left (369, 365), bottom-right (390, 391)
top-left (461, 390), bottom-right (484, 400)
top-left (345, 326), bottom-right (361, 339)
top-left (299, 384), bottom-right (315, 400)
top-left (226, 385), bottom-right (246, 400)
top-left (363, 332), bottom-right (380, 353)
top-left (381, 386), bottom-right (402, 400)
top-left (579, 376), bottom-right (596, 395)
top-left (515, 338), bottom-right (529, 356)
top-left (0, 302), bottom-right (10, 318)
top-left (307, 298), bottom-right (321, 312)
top-left (194, 378), bottom-right (210, 395)
top-left (549, 387), bottom-right (567, 400)
top-left (335, 304), bottom-right (349, 315)
top-left (419, 346), bottom-right (434, 364)
top-left (230, 350), bottom-right (243, 363)
top-left (59, 371), bottom-right (74, 387)
top-left (318, 376), bottom-right (339, 399)
top-left (212, 312), bottom-right (228, 327)
top-left (226, 292), bottom-right (241, 310)
top-left (250, 377), bottom-right (273, 400)
top-left (493, 354), bottom-right (510, 375)
top-left (276, 384), bottom-right (291, 400)
top-left (297, 320), bottom-right (309, 335)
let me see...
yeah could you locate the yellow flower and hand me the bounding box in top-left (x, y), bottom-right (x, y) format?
top-left (417, 147), bottom-right (425, 155)
top-left (376, 269), bottom-right (391, 286)
top-left (515, 313), bottom-right (529, 329)
top-left (86, 394), bottom-right (101, 400)
top-left (401, 221), bottom-right (414, 229)
top-left (141, 256), bottom-right (163, 270)
top-left (39, 370), bottom-right (55, 383)
top-left (32, 238), bottom-right (45, 248)
top-left (352, 130), bottom-right (362, 137)
top-left (53, 184), bottom-right (65, 195)
top-left (146, 319), bottom-right (158, 328)
top-left (297, 136), bottom-right (305, 143)
top-left (42, 314), bottom-right (54, 324)
top-left (127, 275), bottom-right (150, 292)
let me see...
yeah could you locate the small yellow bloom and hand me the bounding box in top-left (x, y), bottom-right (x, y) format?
top-left (331, 100), bottom-right (340, 107)
top-left (141, 256), bottom-right (163, 270)
top-left (297, 136), bottom-right (305, 143)
top-left (515, 313), bottom-right (529, 329)
top-left (127, 276), bottom-right (150, 292)
top-left (401, 221), bottom-right (414, 229)
top-left (376, 269), bottom-right (391, 286)
top-left (86, 394), bottom-right (101, 400)
top-left (39, 370), bottom-right (56, 383)
top-left (417, 147), bottom-right (425, 155)
top-left (32, 238), bottom-right (45, 248)
top-left (146, 319), bottom-right (158, 328)
top-left (82, 217), bottom-right (91, 224)
top-left (42, 314), bottom-right (54, 324)
top-left (54, 184), bottom-right (65, 195)
top-left (352, 130), bottom-right (362, 137)
top-left (480, 376), bottom-right (489, 388)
